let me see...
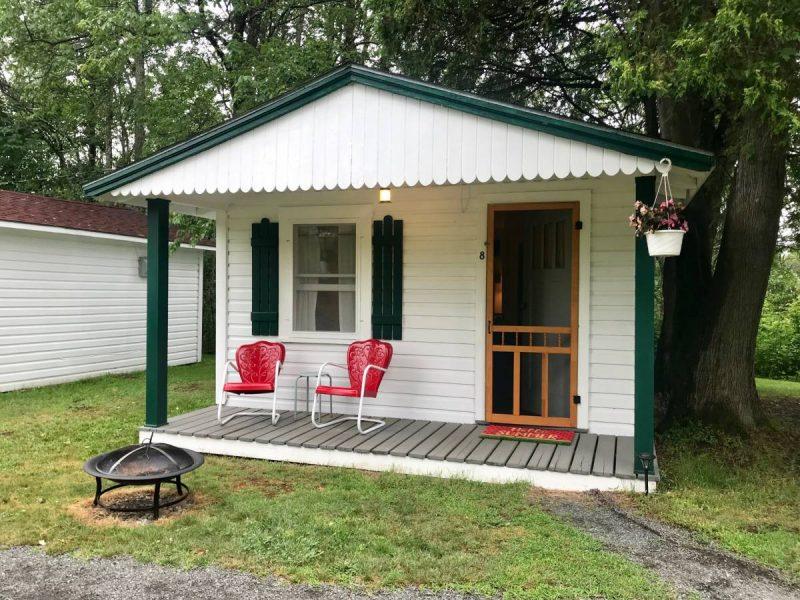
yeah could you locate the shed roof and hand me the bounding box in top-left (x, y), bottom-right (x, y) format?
top-left (84, 64), bottom-right (714, 200)
top-left (0, 189), bottom-right (214, 246)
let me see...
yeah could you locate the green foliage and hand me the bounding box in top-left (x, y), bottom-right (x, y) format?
top-left (0, 359), bottom-right (673, 599)
top-left (606, 0), bottom-right (800, 137)
top-left (755, 254), bottom-right (800, 381)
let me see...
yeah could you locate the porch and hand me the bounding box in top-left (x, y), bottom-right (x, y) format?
top-left (142, 406), bottom-right (657, 492)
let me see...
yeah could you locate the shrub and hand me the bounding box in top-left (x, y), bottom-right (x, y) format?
top-left (755, 254), bottom-right (800, 381)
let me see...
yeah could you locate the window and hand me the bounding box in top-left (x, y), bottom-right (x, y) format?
top-left (293, 223), bottom-right (356, 332)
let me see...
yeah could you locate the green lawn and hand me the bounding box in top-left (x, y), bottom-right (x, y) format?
top-left (0, 358), bottom-right (671, 600)
top-left (634, 378), bottom-right (800, 580)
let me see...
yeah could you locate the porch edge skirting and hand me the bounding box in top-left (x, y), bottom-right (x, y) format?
top-left (141, 430), bottom-right (651, 493)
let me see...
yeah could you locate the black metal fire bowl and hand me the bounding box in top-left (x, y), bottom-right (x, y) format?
top-left (84, 440), bottom-right (204, 519)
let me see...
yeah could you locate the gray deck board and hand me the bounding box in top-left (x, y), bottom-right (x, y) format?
top-left (319, 425), bottom-right (366, 451)
top-left (547, 436), bottom-right (579, 473)
top-left (269, 414), bottom-right (342, 445)
top-left (286, 418), bottom-right (351, 448)
top-left (167, 406), bottom-right (216, 424)
top-left (168, 408), bottom-right (248, 435)
top-left (371, 420), bottom-right (430, 455)
top-left (209, 411), bottom-right (273, 439)
top-left (527, 443), bottom-right (556, 470)
top-left (614, 436), bottom-right (635, 479)
top-left (200, 413), bottom-right (267, 439)
top-left (354, 419), bottom-right (415, 454)
top-left (446, 426), bottom-right (485, 463)
top-left (299, 420), bottom-right (362, 449)
top-left (159, 408), bottom-right (222, 433)
top-left (408, 422), bottom-right (461, 459)
top-left (427, 424), bottom-right (477, 461)
top-left (592, 435), bottom-right (616, 477)
top-left (465, 438), bottom-right (501, 465)
top-left (485, 440), bottom-right (519, 466)
top-left (334, 419), bottom-right (400, 452)
top-left (506, 441), bottom-right (537, 468)
top-left (389, 422), bottom-right (445, 457)
top-left (228, 412), bottom-right (300, 441)
top-left (569, 433), bottom-right (598, 475)
top-left (247, 413), bottom-right (314, 443)
top-left (148, 407), bottom-right (645, 479)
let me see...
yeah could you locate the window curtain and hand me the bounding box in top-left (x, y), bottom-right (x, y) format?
top-left (296, 230), bottom-right (320, 331)
top-left (338, 228), bottom-right (356, 332)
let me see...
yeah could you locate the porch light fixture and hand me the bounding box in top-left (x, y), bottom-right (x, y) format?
top-left (379, 188), bottom-right (392, 203)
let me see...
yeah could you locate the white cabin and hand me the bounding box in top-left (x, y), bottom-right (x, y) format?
top-left (84, 65), bottom-right (714, 490)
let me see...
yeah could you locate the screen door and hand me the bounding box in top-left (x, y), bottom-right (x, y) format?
top-left (485, 203), bottom-right (579, 427)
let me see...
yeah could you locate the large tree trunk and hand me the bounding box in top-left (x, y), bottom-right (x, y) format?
top-left (656, 99), bottom-right (784, 431)
top-left (690, 110), bottom-right (787, 430)
top-left (653, 96), bottom-right (725, 426)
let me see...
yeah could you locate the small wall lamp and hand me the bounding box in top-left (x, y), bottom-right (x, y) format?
top-left (379, 188), bottom-right (392, 203)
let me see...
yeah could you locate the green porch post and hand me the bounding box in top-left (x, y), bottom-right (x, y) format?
top-left (634, 176), bottom-right (656, 473)
top-left (146, 198), bottom-right (170, 427)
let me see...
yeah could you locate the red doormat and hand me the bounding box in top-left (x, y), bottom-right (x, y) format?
top-left (481, 425), bottom-right (575, 444)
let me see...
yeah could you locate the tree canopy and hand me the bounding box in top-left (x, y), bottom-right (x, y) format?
top-left (1, 0), bottom-right (797, 431)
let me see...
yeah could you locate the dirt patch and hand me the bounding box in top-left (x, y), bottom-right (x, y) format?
top-left (232, 477), bottom-right (294, 497)
top-left (67, 488), bottom-right (209, 528)
top-left (533, 489), bottom-right (800, 600)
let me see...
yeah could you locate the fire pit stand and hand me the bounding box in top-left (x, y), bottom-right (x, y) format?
top-left (84, 436), bottom-right (204, 520)
top-left (91, 475), bottom-right (189, 520)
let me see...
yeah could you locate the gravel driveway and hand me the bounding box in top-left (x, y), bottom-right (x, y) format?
top-left (534, 490), bottom-right (800, 600)
top-left (0, 547), bottom-right (481, 600)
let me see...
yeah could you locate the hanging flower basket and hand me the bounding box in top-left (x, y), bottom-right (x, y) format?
top-left (645, 229), bottom-right (685, 256)
top-left (629, 158), bottom-right (688, 257)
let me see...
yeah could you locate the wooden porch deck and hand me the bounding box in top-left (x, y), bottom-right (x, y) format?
top-left (142, 406), bottom-right (657, 492)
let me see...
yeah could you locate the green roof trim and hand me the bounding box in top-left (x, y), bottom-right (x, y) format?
top-left (83, 65), bottom-right (714, 198)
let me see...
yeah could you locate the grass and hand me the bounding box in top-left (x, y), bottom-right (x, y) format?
top-left (0, 358), bottom-right (672, 600)
top-left (755, 377), bottom-right (800, 398)
top-left (633, 378), bottom-right (800, 580)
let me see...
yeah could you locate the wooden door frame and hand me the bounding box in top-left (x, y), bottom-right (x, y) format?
top-left (484, 202), bottom-right (580, 428)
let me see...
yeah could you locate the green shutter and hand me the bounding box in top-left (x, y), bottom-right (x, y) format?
top-left (372, 215), bottom-right (403, 340)
top-left (251, 218), bottom-right (279, 336)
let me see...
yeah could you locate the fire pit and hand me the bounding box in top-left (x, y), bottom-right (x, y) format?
top-left (83, 436), bottom-right (203, 519)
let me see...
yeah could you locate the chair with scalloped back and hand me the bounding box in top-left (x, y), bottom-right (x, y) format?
top-left (218, 341), bottom-right (285, 425)
top-left (311, 339), bottom-right (393, 434)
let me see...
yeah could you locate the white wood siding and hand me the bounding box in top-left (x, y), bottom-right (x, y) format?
top-left (221, 177), bottom-right (636, 436)
top-left (0, 228), bottom-right (205, 392)
top-left (111, 83), bottom-right (657, 199)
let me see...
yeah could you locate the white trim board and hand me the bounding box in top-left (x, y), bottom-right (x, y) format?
top-left (141, 430), bottom-right (651, 493)
top-left (0, 219), bottom-right (215, 251)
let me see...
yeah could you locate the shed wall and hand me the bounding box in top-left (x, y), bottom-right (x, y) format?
top-left (0, 227), bottom-right (204, 392)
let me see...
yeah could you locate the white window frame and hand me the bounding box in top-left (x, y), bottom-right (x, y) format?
top-left (278, 204), bottom-right (372, 343)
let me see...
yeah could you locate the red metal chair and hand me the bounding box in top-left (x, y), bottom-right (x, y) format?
top-left (311, 339), bottom-right (393, 434)
top-left (218, 341), bottom-right (285, 425)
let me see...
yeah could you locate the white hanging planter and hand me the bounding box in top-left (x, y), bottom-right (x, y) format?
top-left (645, 230), bottom-right (685, 257)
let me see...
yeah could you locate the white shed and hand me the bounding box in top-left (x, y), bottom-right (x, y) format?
top-left (0, 190), bottom-right (212, 392)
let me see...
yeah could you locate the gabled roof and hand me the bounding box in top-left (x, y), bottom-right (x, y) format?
top-left (0, 189), bottom-right (214, 246)
top-left (83, 64), bottom-right (714, 198)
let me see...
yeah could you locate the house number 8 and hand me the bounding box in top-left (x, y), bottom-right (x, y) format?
top-left (479, 251), bottom-right (485, 260)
